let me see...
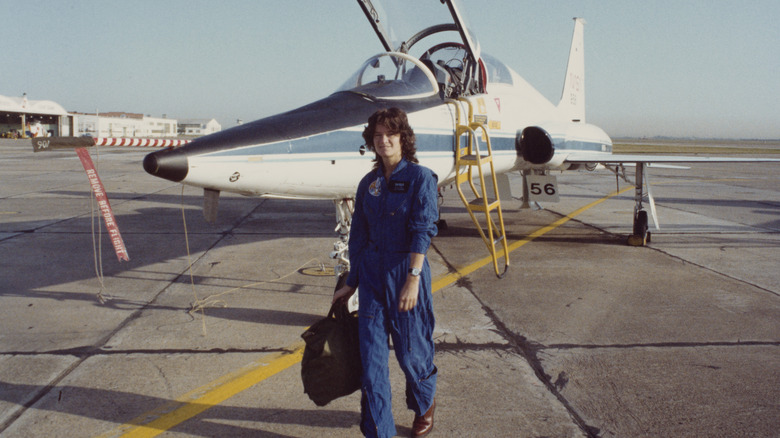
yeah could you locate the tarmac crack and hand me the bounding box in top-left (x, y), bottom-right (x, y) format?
top-left (434, 338), bottom-right (513, 354)
top-left (543, 340), bottom-right (780, 350)
top-left (551, 208), bottom-right (780, 299)
top-left (475, 294), bottom-right (602, 437)
top-left (1, 347), bottom-right (297, 358)
top-left (431, 243), bottom-right (603, 438)
top-left (648, 245), bottom-right (780, 299)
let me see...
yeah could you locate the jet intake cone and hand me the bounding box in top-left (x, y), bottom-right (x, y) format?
top-left (143, 150), bottom-right (188, 182)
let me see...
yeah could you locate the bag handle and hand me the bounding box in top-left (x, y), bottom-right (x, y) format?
top-left (328, 301), bottom-right (351, 321)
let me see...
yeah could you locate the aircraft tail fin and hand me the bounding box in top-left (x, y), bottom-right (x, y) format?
top-left (558, 18), bottom-right (586, 123)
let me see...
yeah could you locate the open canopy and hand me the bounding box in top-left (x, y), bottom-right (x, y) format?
top-left (357, 0), bottom-right (480, 61)
top-left (353, 0), bottom-right (487, 98)
top-left (336, 52), bottom-right (439, 100)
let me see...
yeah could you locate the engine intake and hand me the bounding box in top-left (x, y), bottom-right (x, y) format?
top-left (516, 126), bottom-right (554, 165)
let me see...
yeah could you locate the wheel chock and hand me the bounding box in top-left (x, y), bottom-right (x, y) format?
top-left (627, 234), bottom-right (646, 247)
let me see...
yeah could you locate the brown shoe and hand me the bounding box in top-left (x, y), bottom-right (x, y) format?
top-left (411, 398), bottom-right (435, 437)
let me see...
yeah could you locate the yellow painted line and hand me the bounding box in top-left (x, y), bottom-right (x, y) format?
top-left (99, 185), bottom-right (633, 438)
top-left (433, 184), bottom-right (634, 289)
top-left (96, 344), bottom-right (304, 438)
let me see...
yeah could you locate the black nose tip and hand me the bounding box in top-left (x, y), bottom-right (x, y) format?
top-left (143, 149), bottom-right (189, 182)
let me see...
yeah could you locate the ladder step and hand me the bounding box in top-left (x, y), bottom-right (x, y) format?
top-left (458, 154), bottom-right (491, 165)
top-left (468, 197), bottom-right (500, 211)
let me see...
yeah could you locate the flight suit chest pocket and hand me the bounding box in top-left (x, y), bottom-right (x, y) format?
top-left (387, 195), bottom-right (409, 218)
top-left (385, 184), bottom-right (412, 219)
top-left (365, 192), bottom-right (409, 221)
top-left (387, 179), bottom-right (412, 218)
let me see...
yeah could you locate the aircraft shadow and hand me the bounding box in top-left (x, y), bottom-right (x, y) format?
top-left (0, 192), bottom-right (338, 328)
top-left (0, 381), bottom-right (360, 436)
top-left (436, 222), bottom-right (625, 246)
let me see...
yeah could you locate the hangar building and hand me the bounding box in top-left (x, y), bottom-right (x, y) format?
top-left (0, 94), bottom-right (72, 138)
top-left (1, 93), bottom-right (220, 139)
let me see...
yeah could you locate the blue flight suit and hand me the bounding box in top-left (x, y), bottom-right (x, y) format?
top-left (346, 158), bottom-right (439, 438)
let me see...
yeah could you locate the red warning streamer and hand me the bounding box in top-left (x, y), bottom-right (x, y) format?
top-left (93, 137), bottom-right (191, 147)
top-left (75, 147), bottom-right (130, 262)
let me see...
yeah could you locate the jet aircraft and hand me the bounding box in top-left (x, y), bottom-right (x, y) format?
top-left (46, 0), bottom-right (779, 279)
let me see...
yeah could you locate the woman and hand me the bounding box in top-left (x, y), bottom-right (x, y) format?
top-left (333, 107), bottom-right (438, 437)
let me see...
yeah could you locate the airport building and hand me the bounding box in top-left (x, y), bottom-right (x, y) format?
top-left (75, 112), bottom-right (178, 138)
top-left (1, 93), bottom-right (219, 139)
top-left (0, 94), bottom-right (72, 138)
top-left (178, 118), bottom-right (222, 136)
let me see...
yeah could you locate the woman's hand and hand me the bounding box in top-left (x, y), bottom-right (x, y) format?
top-left (398, 275), bottom-right (420, 312)
top-left (400, 253), bottom-right (425, 312)
top-left (332, 285), bottom-right (356, 305)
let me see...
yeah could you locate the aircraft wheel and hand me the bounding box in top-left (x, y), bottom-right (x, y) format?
top-left (633, 210), bottom-right (648, 236)
top-left (627, 210), bottom-right (649, 247)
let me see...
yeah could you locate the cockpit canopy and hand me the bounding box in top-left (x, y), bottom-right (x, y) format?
top-left (357, 0), bottom-right (480, 61)
top-left (355, 0), bottom-right (488, 98)
top-left (340, 1), bottom-right (515, 100)
top-left (336, 52), bottom-right (439, 100)
top-left (336, 50), bottom-right (515, 101)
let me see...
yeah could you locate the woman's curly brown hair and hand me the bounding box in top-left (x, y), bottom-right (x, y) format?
top-left (362, 107), bottom-right (418, 169)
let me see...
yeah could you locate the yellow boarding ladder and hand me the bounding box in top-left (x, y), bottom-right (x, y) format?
top-left (451, 98), bottom-right (509, 278)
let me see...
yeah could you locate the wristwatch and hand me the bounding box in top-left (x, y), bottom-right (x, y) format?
top-left (408, 267), bottom-right (422, 277)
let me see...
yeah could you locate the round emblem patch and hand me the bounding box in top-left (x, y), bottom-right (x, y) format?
top-left (368, 177), bottom-right (381, 197)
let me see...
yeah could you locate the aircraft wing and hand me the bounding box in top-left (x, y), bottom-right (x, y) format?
top-left (557, 150), bottom-right (780, 244)
top-left (563, 151), bottom-right (780, 165)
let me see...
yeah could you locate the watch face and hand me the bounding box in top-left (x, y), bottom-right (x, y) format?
top-left (410, 267), bottom-right (421, 276)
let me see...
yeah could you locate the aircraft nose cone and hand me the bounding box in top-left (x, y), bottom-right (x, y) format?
top-left (143, 149), bottom-right (189, 182)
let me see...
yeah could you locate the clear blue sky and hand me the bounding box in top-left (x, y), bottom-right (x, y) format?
top-left (3, 0), bottom-right (779, 139)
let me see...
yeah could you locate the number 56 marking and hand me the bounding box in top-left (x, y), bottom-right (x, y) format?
top-left (526, 175), bottom-right (560, 202)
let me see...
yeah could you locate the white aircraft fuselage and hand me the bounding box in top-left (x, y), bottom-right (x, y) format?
top-left (144, 18), bottom-right (611, 201)
top-left (140, 1), bottom-right (778, 249)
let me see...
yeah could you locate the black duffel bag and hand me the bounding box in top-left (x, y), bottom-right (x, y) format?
top-left (301, 301), bottom-right (361, 406)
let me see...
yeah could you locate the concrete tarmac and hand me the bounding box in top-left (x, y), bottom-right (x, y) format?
top-left (0, 139), bottom-right (778, 437)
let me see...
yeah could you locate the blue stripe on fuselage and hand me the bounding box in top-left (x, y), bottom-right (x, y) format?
top-left (203, 130), bottom-right (465, 158)
top-left (554, 138), bottom-right (606, 152)
top-left (200, 129), bottom-right (605, 159)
